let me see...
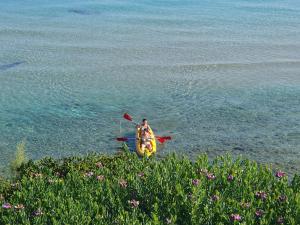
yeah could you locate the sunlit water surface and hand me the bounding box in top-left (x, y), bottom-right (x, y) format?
top-left (1, 0), bottom-right (300, 174)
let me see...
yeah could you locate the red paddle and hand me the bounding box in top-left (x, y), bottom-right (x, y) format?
top-left (123, 113), bottom-right (133, 121)
top-left (155, 136), bottom-right (172, 144)
top-left (116, 137), bottom-right (136, 142)
top-left (123, 113), bottom-right (138, 125)
top-left (116, 137), bottom-right (129, 142)
top-left (116, 136), bottom-right (171, 144)
top-left (156, 136), bottom-right (172, 144)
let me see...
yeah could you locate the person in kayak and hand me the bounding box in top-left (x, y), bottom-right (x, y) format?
top-left (138, 119), bottom-right (152, 152)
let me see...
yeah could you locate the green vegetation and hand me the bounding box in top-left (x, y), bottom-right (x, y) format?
top-left (9, 140), bottom-right (27, 177)
top-left (1, 145), bottom-right (300, 224)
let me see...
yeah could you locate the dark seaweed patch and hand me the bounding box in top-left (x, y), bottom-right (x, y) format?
top-left (0, 61), bottom-right (25, 71)
top-left (68, 9), bottom-right (91, 15)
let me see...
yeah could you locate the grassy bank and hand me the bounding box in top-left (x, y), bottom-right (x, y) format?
top-left (1, 145), bottom-right (300, 224)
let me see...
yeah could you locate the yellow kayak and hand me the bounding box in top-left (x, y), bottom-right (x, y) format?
top-left (136, 126), bottom-right (157, 157)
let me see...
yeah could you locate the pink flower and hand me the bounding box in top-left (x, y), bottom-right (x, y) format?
top-left (95, 162), bottom-right (103, 168)
top-left (31, 173), bottom-right (42, 178)
top-left (211, 195), bottom-right (220, 201)
top-left (166, 218), bottom-right (172, 224)
top-left (2, 203), bottom-right (12, 209)
top-left (227, 174), bottom-right (234, 181)
top-left (14, 204), bottom-right (25, 210)
top-left (48, 179), bottom-right (55, 184)
top-left (277, 217), bottom-right (284, 224)
top-left (276, 171), bottom-right (286, 178)
top-left (192, 179), bottom-right (200, 186)
top-left (255, 209), bottom-right (264, 217)
top-left (240, 202), bottom-right (251, 208)
top-left (119, 179), bottom-right (128, 188)
top-left (230, 214), bottom-right (242, 221)
top-left (11, 183), bottom-right (19, 188)
top-left (137, 172), bottom-right (145, 178)
top-left (55, 172), bottom-right (61, 177)
top-left (255, 191), bottom-right (267, 200)
top-left (278, 195), bottom-right (287, 202)
top-left (128, 199), bottom-right (139, 208)
top-left (33, 208), bottom-right (43, 216)
top-left (188, 192), bottom-right (195, 201)
top-left (96, 175), bottom-right (105, 181)
top-left (206, 173), bottom-right (216, 180)
top-left (198, 168), bottom-right (208, 175)
top-left (84, 171), bottom-right (94, 177)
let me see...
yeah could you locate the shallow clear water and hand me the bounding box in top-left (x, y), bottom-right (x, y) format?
top-left (1, 0), bottom-right (300, 173)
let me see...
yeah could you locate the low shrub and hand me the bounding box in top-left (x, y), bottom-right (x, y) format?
top-left (1, 146), bottom-right (299, 224)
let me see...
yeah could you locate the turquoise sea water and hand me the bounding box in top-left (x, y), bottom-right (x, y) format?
top-left (1, 0), bottom-right (300, 173)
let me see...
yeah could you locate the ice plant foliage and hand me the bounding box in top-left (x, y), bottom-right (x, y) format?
top-left (0, 151), bottom-right (299, 224)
